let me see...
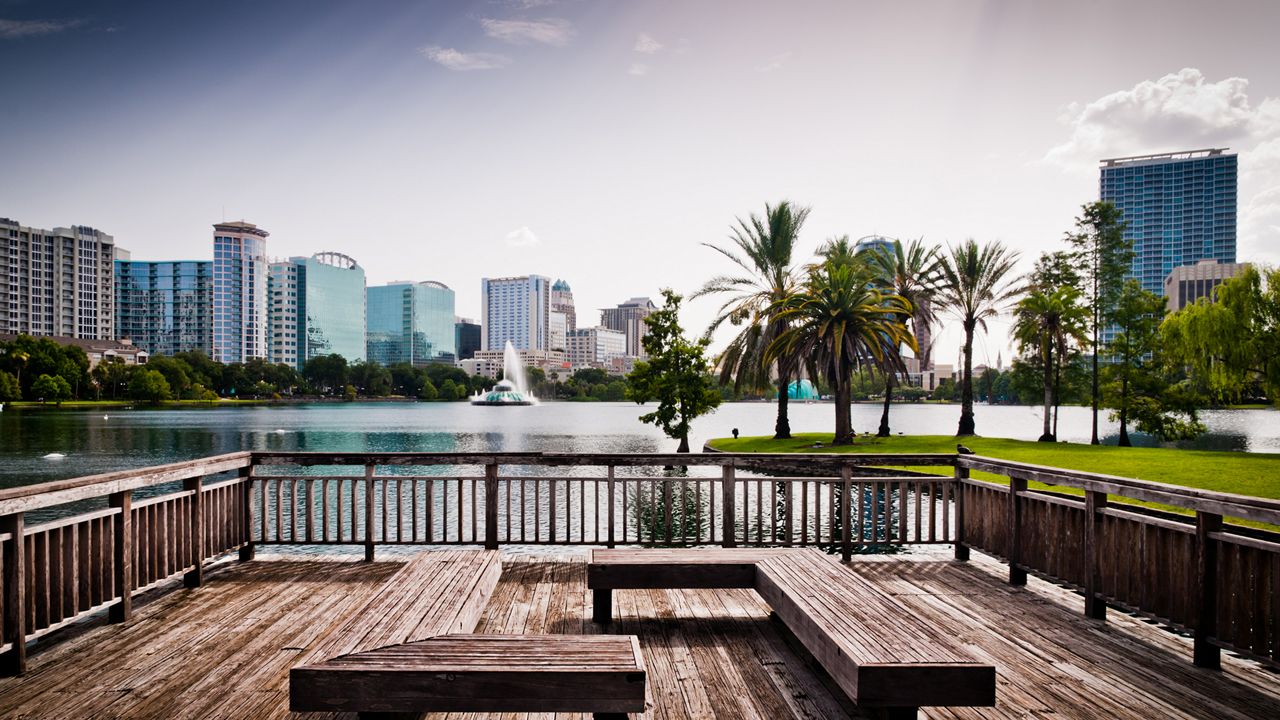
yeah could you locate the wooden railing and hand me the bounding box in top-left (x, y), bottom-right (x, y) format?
top-left (2, 449), bottom-right (1278, 675)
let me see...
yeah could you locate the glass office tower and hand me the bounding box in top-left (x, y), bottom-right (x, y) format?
top-left (115, 260), bottom-right (213, 356)
top-left (269, 252), bottom-right (366, 368)
top-left (367, 281), bottom-right (456, 366)
top-left (1100, 149), bottom-right (1237, 297)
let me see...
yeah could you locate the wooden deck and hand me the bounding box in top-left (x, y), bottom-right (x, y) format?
top-left (1, 549), bottom-right (1277, 719)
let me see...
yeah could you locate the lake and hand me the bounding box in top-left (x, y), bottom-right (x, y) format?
top-left (2, 400), bottom-right (1277, 491)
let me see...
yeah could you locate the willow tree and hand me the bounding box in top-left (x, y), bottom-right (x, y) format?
top-left (936, 239), bottom-right (1022, 437)
top-left (769, 261), bottom-right (915, 445)
top-left (694, 201), bottom-right (809, 439)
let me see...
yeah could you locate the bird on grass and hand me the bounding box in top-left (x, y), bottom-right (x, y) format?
top-left (957, 444), bottom-right (975, 455)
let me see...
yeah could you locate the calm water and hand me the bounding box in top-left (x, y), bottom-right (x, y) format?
top-left (2, 401), bottom-right (1277, 490)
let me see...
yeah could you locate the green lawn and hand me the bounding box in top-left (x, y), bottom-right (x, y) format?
top-left (708, 433), bottom-right (1280, 505)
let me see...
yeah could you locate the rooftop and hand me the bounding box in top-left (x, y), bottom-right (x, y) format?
top-left (1100, 148), bottom-right (1234, 167)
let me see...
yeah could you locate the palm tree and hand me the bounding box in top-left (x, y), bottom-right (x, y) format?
top-left (861, 237), bottom-right (944, 436)
top-left (1013, 285), bottom-right (1086, 442)
top-left (693, 201), bottom-right (810, 439)
top-left (769, 261), bottom-right (915, 445)
top-left (936, 239), bottom-right (1022, 437)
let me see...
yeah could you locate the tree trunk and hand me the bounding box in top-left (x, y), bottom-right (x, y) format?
top-left (1090, 292), bottom-right (1100, 445)
top-left (833, 373), bottom-right (853, 445)
top-left (1117, 375), bottom-right (1130, 447)
top-left (1039, 343), bottom-right (1055, 442)
top-left (677, 435), bottom-right (690, 453)
top-left (957, 323), bottom-right (976, 436)
top-left (877, 370), bottom-right (893, 437)
top-left (1052, 355), bottom-right (1062, 439)
top-left (774, 364), bottom-right (791, 440)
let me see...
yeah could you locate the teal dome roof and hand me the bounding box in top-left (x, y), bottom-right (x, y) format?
top-left (787, 379), bottom-right (819, 400)
top-left (552, 279), bottom-right (571, 291)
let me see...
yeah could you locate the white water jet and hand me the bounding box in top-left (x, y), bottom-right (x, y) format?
top-left (503, 341), bottom-right (533, 400)
top-left (470, 341), bottom-right (537, 405)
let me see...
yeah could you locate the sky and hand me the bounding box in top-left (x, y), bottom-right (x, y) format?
top-left (3, 0), bottom-right (1280, 369)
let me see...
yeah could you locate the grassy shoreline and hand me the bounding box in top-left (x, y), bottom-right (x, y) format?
top-left (708, 433), bottom-right (1280, 528)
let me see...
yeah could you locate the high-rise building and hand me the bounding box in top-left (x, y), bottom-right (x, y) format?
top-left (366, 280), bottom-right (456, 366)
top-left (1, 218), bottom-right (116, 339)
top-left (600, 297), bottom-right (656, 358)
top-left (455, 317), bottom-right (481, 361)
top-left (481, 275), bottom-right (551, 352)
top-left (549, 279), bottom-right (576, 351)
top-left (1100, 149), bottom-right (1238, 297)
top-left (212, 221), bottom-right (269, 363)
top-left (1163, 259), bottom-right (1249, 313)
top-left (268, 252), bottom-right (366, 369)
top-left (115, 260), bottom-right (213, 356)
top-left (567, 326), bottom-right (627, 367)
top-left (854, 235), bottom-right (895, 257)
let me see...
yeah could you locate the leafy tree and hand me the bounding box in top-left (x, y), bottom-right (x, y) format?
top-left (603, 379), bottom-right (628, 402)
top-left (439, 378), bottom-right (462, 400)
top-left (31, 373), bottom-right (72, 405)
top-left (1162, 265), bottom-right (1280, 403)
top-left (1103, 280), bottom-right (1203, 445)
top-left (388, 363), bottom-right (425, 396)
top-left (0, 369), bottom-right (20, 401)
top-left (418, 379), bottom-right (439, 401)
top-left (350, 360), bottom-right (392, 396)
top-left (1065, 201), bottom-right (1132, 444)
top-left (303, 354), bottom-right (349, 395)
top-left (145, 356), bottom-right (192, 399)
top-left (129, 368), bottom-right (173, 404)
top-left (771, 261), bottom-right (914, 445)
top-left (627, 289), bottom-right (722, 453)
top-left (1013, 284), bottom-right (1087, 441)
top-left (936, 239), bottom-right (1022, 436)
top-left (932, 376), bottom-right (958, 401)
top-left (570, 368), bottom-right (609, 389)
top-left (694, 200), bottom-right (809, 440)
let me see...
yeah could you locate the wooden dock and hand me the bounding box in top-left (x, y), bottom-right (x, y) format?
top-left (1, 549), bottom-right (1276, 719)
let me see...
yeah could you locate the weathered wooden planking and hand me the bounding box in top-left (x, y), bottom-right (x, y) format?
top-left (301, 549), bottom-right (501, 663)
top-left (588, 548), bottom-right (798, 588)
top-left (756, 551), bottom-right (995, 709)
top-left (290, 634), bottom-right (646, 714)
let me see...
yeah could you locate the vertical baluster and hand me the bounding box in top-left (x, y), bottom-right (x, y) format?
top-left (426, 479), bottom-right (435, 543)
top-left (47, 527), bottom-right (62, 626)
top-left (380, 474), bottom-right (389, 544)
top-left (550, 478), bottom-right (557, 544)
top-left (412, 479), bottom-right (419, 543)
top-left (607, 467), bottom-right (616, 548)
top-left (77, 521), bottom-right (90, 613)
top-left (856, 482), bottom-right (866, 546)
top-left (840, 467), bottom-right (853, 562)
top-left (929, 482), bottom-right (938, 542)
top-left (534, 478), bottom-right (540, 543)
top-left (364, 465), bottom-right (376, 561)
top-left (520, 477), bottom-right (528, 543)
top-left (940, 482), bottom-right (950, 542)
top-left (505, 474), bottom-right (512, 544)
top-left (442, 479), bottom-right (449, 543)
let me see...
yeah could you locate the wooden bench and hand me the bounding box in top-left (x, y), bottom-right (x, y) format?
top-left (292, 550), bottom-right (647, 719)
top-left (588, 548), bottom-right (994, 719)
top-left (291, 634), bottom-right (646, 719)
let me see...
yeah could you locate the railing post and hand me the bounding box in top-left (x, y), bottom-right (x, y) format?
top-left (363, 464), bottom-right (375, 562)
top-left (953, 463), bottom-right (969, 561)
top-left (721, 465), bottom-right (736, 548)
top-left (1083, 490), bottom-right (1107, 620)
top-left (1194, 511), bottom-right (1222, 669)
top-left (0, 512), bottom-right (26, 675)
top-left (1007, 475), bottom-right (1027, 586)
top-left (840, 466), bottom-right (853, 563)
top-left (109, 490), bottom-right (133, 623)
top-left (607, 465), bottom-right (616, 549)
top-left (239, 464), bottom-right (255, 561)
top-left (184, 476), bottom-right (204, 588)
top-left (484, 463), bottom-right (499, 550)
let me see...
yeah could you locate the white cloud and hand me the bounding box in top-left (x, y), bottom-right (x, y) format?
top-left (757, 51), bottom-right (791, 73)
top-left (1045, 68), bottom-right (1280, 264)
top-left (419, 45), bottom-right (511, 71)
top-left (1045, 68), bottom-right (1279, 168)
top-left (628, 63), bottom-right (649, 77)
top-left (505, 226), bottom-right (540, 247)
top-left (481, 18), bottom-right (573, 46)
top-left (0, 18), bottom-right (82, 39)
top-left (634, 33), bottom-right (662, 54)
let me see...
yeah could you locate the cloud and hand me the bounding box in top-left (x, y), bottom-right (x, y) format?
top-left (1045, 68), bottom-right (1280, 264)
top-left (634, 33), bottom-right (662, 54)
top-left (0, 18), bottom-right (82, 39)
top-left (757, 51), bottom-right (791, 73)
top-left (419, 45), bottom-right (510, 71)
top-left (628, 63), bottom-right (649, 77)
top-left (1045, 68), bottom-right (1279, 168)
top-left (505, 226), bottom-right (540, 247)
top-left (481, 17), bottom-right (573, 46)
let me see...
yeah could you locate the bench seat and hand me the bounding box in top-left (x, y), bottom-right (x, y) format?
top-left (291, 634), bottom-right (646, 718)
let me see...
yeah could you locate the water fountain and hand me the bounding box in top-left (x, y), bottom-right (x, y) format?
top-left (470, 341), bottom-right (537, 406)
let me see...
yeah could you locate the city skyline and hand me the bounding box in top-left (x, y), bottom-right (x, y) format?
top-left (3, 1), bottom-right (1280, 367)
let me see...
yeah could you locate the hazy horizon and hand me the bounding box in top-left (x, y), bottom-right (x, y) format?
top-left (4, 0), bottom-right (1279, 368)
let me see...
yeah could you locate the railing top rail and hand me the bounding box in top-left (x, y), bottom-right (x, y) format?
top-left (0, 451), bottom-right (253, 515)
top-left (960, 455), bottom-right (1280, 526)
top-left (248, 451), bottom-right (958, 469)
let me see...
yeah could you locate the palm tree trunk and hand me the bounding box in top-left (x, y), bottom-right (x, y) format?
top-left (1052, 354), bottom-right (1062, 439)
top-left (1039, 343), bottom-right (1054, 442)
top-left (877, 370), bottom-right (893, 437)
top-left (833, 372), bottom-right (853, 445)
top-left (957, 322), bottom-right (976, 436)
top-left (774, 364), bottom-right (792, 440)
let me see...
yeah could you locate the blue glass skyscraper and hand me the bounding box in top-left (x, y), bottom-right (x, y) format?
top-left (115, 260), bottom-right (213, 356)
top-left (1099, 149), bottom-right (1237, 297)
top-left (366, 281), bottom-right (456, 366)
